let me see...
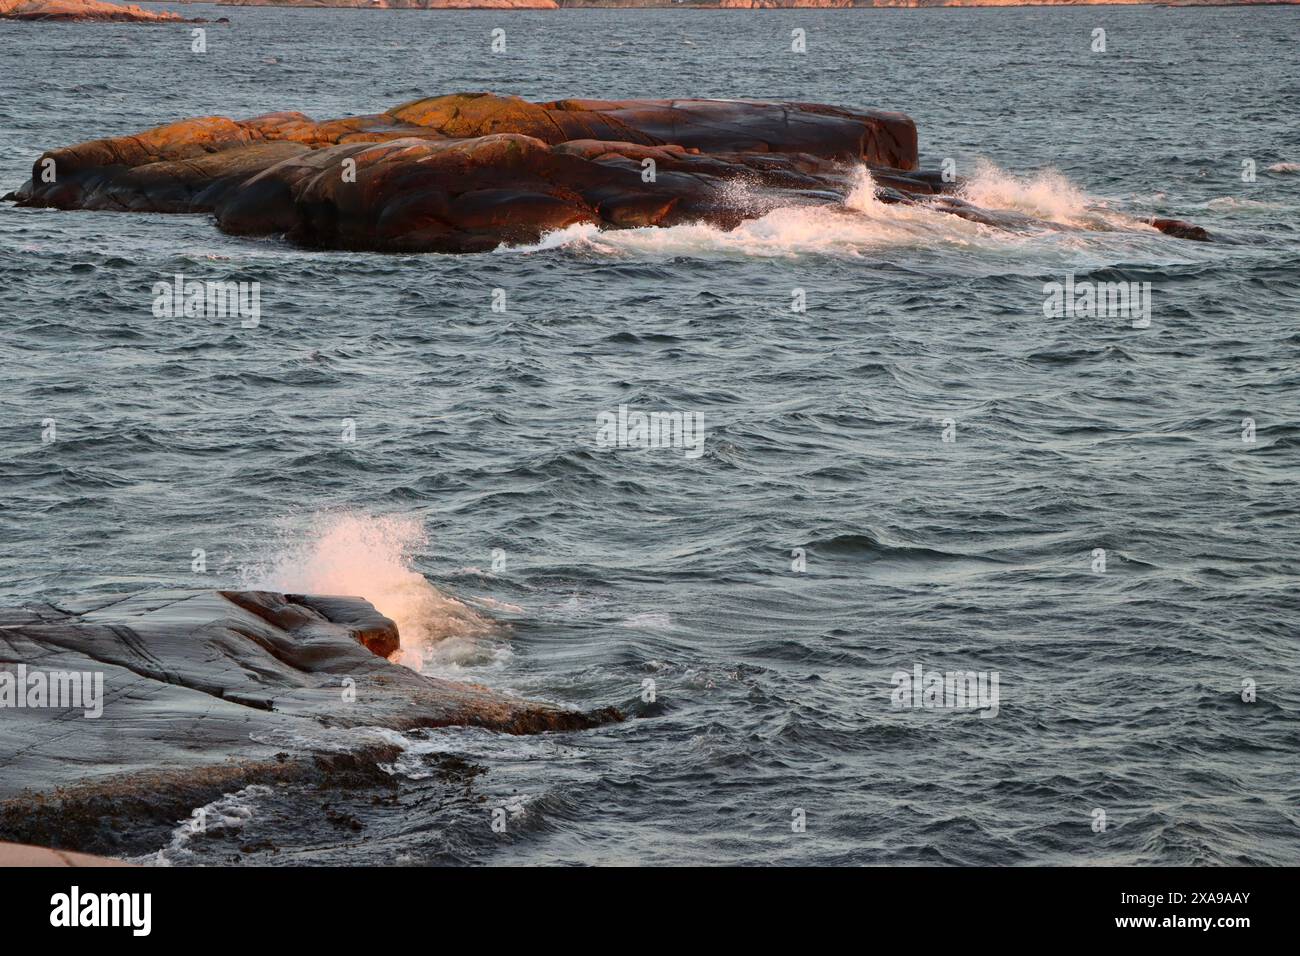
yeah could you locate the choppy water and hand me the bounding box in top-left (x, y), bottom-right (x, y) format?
top-left (2, 6), bottom-right (1299, 865)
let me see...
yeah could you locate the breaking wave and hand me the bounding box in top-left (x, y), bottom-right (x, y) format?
top-left (505, 163), bottom-right (1169, 261)
top-left (238, 511), bottom-right (500, 672)
top-left (959, 159), bottom-right (1093, 225)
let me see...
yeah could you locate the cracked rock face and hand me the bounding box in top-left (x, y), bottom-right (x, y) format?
top-left (0, 589), bottom-right (620, 808)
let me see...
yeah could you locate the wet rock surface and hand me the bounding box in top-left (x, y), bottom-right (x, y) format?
top-left (0, 588), bottom-right (619, 854)
top-left (1146, 216), bottom-right (1213, 241)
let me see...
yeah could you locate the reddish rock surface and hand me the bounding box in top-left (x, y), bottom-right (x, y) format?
top-left (8, 92), bottom-right (1209, 251)
top-left (10, 94), bottom-right (918, 252)
top-left (1147, 216), bottom-right (1212, 242)
top-left (225, 0), bottom-right (557, 6)
top-left (0, 0), bottom-right (189, 21)
top-left (196, 1), bottom-right (1300, 7)
top-left (0, 841), bottom-right (132, 866)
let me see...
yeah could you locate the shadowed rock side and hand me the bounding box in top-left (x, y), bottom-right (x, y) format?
top-left (0, 589), bottom-right (620, 813)
top-left (7, 92), bottom-right (1207, 250)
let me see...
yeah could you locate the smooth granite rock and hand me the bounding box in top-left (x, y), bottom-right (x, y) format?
top-left (0, 589), bottom-right (620, 810)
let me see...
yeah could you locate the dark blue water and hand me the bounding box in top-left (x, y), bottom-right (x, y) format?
top-left (1, 6), bottom-right (1298, 865)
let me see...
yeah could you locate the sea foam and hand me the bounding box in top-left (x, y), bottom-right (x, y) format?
top-left (503, 163), bottom-right (1151, 260)
top-left (240, 511), bottom-right (501, 672)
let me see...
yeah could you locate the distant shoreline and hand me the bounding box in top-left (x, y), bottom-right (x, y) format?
top-left (151, 1), bottom-right (1300, 9)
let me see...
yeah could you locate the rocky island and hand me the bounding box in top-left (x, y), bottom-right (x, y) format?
top-left (6, 92), bottom-right (1207, 253)
top-left (0, 0), bottom-right (195, 20)
top-left (215, 0), bottom-right (1296, 9)
top-left (6, 0), bottom-right (1289, 14)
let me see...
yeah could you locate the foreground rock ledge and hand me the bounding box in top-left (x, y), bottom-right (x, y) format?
top-left (0, 589), bottom-right (620, 810)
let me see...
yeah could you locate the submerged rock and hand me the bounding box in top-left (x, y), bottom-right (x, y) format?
top-left (1146, 216), bottom-right (1212, 242)
top-left (7, 92), bottom-right (1209, 251)
top-left (0, 589), bottom-right (620, 851)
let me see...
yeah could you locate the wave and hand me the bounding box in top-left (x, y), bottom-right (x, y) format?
top-left (804, 530), bottom-right (982, 565)
top-left (133, 785), bottom-right (273, 867)
top-left (380, 726), bottom-right (590, 779)
top-left (960, 160), bottom-right (1093, 225)
top-left (503, 164), bottom-right (1184, 262)
top-left (238, 511), bottom-right (499, 672)
top-left (1204, 196), bottom-right (1287, 213)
